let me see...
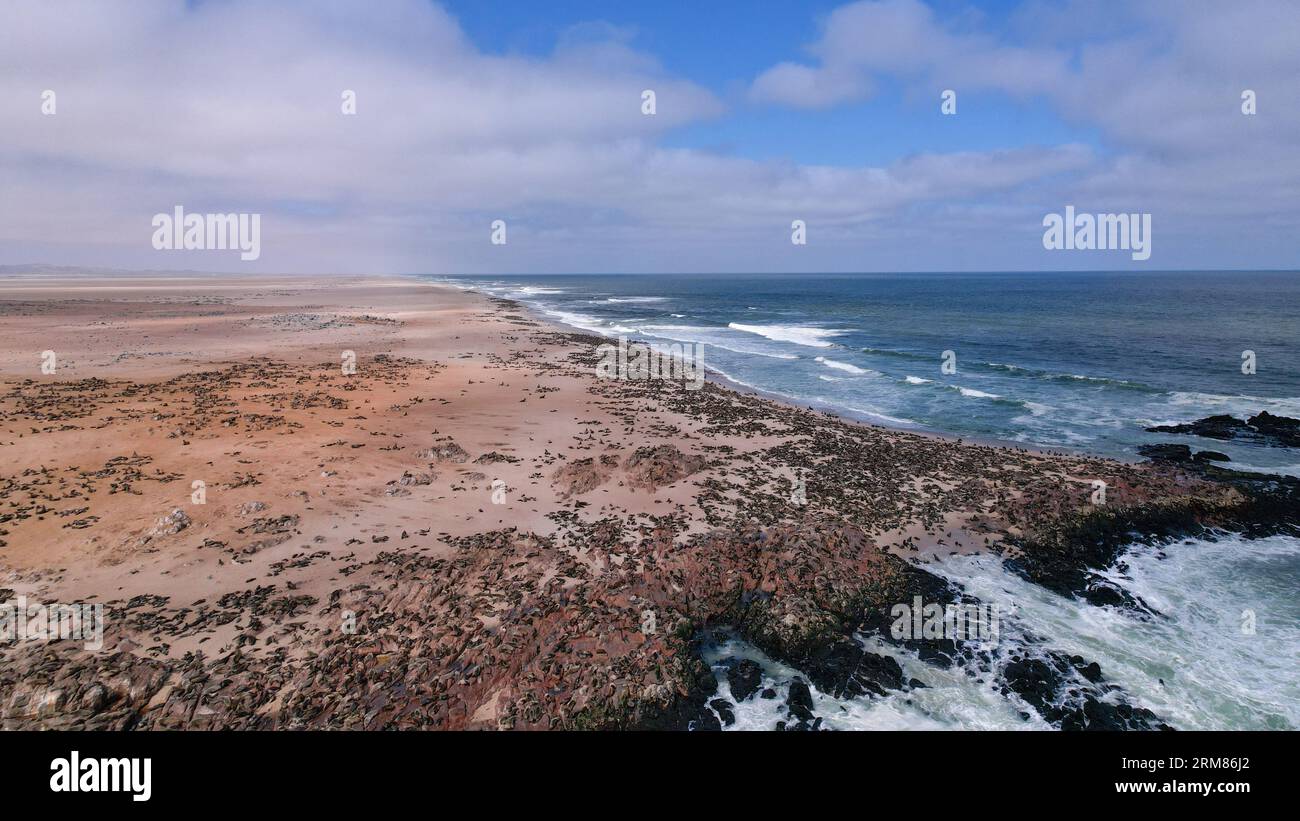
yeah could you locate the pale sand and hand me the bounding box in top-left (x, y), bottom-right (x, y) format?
top-left (1, 276), bottom-right (716, 611)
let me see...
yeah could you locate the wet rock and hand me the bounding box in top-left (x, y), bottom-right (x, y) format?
top-left (709, 698), bottom-right (735, 727)
top-left (1247, 411), bottom-right (1300, 447)
top-left (1073, 659), bottom-right (1103, 684)
top-left (860, 565), bottom-right (966, 668)
top-left (1147, 412), bottom-right (1300, 448)
top-left (690, 711), bottom-right (721, 732)
top-left (785, 678), bottom-right (815, 722)
top-left (1001, 652), bottom-right (1167, 731)
top-left (1137, 443), bottom-right (1193, 462)
top-left (1081, 576), bottom-right (1145, 610)
top-left (802, 638), bottom-right (904, 698)
top-left (725, 658), bottom-right (763, 702)
top-left (1146, 415), bottom-right (1246, 441)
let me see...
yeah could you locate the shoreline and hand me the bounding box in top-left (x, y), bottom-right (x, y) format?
top-left (1, 272), bottom-right (1293, 730)
top-left (443, 274), bottom-right (1118, 463)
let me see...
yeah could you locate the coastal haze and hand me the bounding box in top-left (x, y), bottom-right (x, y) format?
top-left (1, 0), bottom-right (1298, 739)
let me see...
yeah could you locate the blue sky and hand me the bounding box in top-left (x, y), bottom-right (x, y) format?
top-left (2, 0), bottom-right (1298, 274)
top-left (443, 0), bottom-right (1100, 165)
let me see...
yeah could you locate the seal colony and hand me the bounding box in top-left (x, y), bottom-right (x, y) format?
top-left (0, 272), bottom-right (1295, 730)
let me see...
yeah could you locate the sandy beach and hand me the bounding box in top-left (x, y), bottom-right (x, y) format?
top-left (0, 272), bottom-right (1287, 730)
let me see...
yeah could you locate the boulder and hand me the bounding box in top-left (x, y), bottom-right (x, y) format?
top-left (1137, 443), bottom-right (1192, 462)
top-left (725, 658), bottom-right (763, 702)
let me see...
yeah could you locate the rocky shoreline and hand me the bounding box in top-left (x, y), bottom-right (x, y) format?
top-left (2, 278), bottom-right (1297, 731)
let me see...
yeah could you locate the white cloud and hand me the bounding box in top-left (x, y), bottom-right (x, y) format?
top-left (1, 0), bottom-right (1297, 273)
top-left (749, 63), bottom-right (874, 109)
top-left (743, 0), bottom-right (1300, 268)
top-left (749, 0), bottom-right (1069, 108)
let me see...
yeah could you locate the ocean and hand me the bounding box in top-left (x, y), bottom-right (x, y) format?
top-left (435, 271), bottom-right (1300, 730)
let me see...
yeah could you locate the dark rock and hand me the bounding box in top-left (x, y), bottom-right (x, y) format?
top-left (786, 678), bottom-right (815, 722)
top-left (1247, 411), bottom-right (1300, 447)
top-left (1145, 414), bottom-right (1246, 441)
top-left (800, 638), bottom-right (904, 698)
top-left (709, 698), bottom-right (735, 727)
top-left (1075, 660), bottom-right (1103, 683)
top-left (1146, 412), bottom-right (1300, 448)
top-left (859, 565), bottom-right (965, 669)
top-left (1193, 450), bottom-right (1231, 463)
top-left (690, 711), bottom-right (721, 732)
top-left (725, 658), bottom-right (763, 702)
top-left (1137, 443), bottom-right (1192, 462)
top-left (1001, 651), bottom-right (1168, 731)
top-left (1002, 657), bottom-right (1059, 715)
top-left (1080, 576), bottom-right (1151, 612)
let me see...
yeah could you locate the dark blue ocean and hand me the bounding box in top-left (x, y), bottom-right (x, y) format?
top-left (434, 271), bottom-right (1300, 729)
top-left (439, 271), bottom-right (1300, 474)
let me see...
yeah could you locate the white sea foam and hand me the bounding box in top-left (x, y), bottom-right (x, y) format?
top-left (639, 325), bottom-right (799, 359)
top-left (713, 534), bottom-right (1300, 731)
top-left (957, 387), bottom-right (1001, 399)
top-left (1168, 391), bottom-right (1300, 418)
top-left (541, 309), bottom-right (610, 335)
top-left (1225, 462), bottom-right (1300, 479)
top-left (932, 536), bottom-right (1300, 730)
top-left (904, 375), bottom-right (931, 385)
top-left (728, 323), bottom-right (847, 348)
top-left (703, 632), bottom-right (1037, 731)
top-left (814, 356), bottom-right (876, 376)
top-left (705, 365), bottom-right (760, 391)
top-left (838, 404), bottom-right (916, 426)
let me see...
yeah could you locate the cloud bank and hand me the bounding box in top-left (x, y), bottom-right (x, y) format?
top-left (1, 0), bottom-right (1297, 273)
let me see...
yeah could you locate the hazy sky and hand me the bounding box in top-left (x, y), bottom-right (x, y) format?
top-left (2, 0), bottom-right (1298, 274)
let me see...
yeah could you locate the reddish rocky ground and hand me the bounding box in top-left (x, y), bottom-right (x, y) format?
top-left (0, 274), bottom-right (1285, 729)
